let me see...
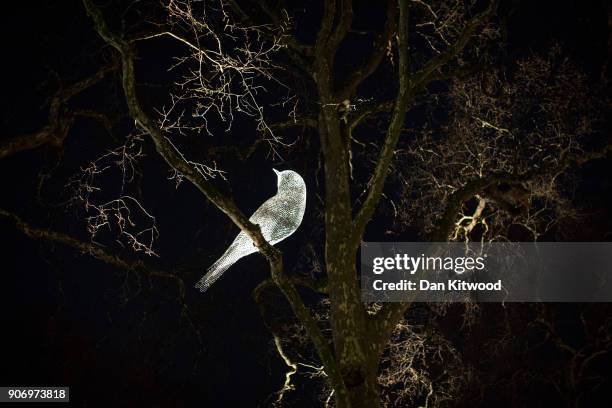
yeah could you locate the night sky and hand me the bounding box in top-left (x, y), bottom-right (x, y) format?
top-left (1, 1), bottom-right (611, 407)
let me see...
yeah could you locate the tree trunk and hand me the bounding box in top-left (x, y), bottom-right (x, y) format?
top-left (342, 362), bottom-right (382, 408)
top-left (317, 100), bottom-right (382, 407)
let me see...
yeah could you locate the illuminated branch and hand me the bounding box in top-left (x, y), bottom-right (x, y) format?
top-left (256, 0), bottom-right (314, 57)
top-left (201, 2), bottom-right (312, 107)
top-left (431, 146), bottom-right (612, 243)
top-left (253, 278), bottom-right (332, 405)
top-left (452, 195), bottom-right (487, 241)
top-left (66, 133), bottom-right (161, 254)
top-left (252, 279), bottom-right (299, 406)
top-left (273, 333), bottom-right (299, 405)
top-left (135, 1), bottom-right (293, 151)
top-left (378, 320), bottom-right (467, 406)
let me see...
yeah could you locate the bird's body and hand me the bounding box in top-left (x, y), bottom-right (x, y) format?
top-left (195, 169), bottom-right (306, 292)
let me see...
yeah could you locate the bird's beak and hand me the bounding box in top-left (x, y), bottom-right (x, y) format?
top-left (273, 168), bottom-right (280, 176)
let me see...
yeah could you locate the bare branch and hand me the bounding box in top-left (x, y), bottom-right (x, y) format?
top-left (66, 134), bottom-right (160, 256)
top-left (411, 0), bottom-right (497, 90)
top-left (348, 100), bottom-right (394, 133)
top-left (352, 0), bottom-right (411, 246)
top-left (0, 207), bottom-right (185, 299)
top-left (227, 0), bottom-right (313, 58)
top-left (338, 0), bottom-right (397, 101)
top-left (0, 64), bottom-right (116, 160)
top-left (373, 143), bottom-right (612, 347)
top-left (352, 0), bottom-right (497, 246)
top-left (269, 116), bottom-right (318, 131)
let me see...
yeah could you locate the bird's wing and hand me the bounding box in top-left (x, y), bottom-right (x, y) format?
top-left (249, 195), bottom-right (304, 242)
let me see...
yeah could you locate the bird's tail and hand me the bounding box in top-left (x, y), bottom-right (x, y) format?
top-left (195, 243), bottom-right (243, 292)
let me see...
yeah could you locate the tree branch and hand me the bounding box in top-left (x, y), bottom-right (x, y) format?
top-left (346, 61), bottom-right (489, 133)
top-left (411, 1), bottom-right (497, 90)
top-left (269, 117), bottom-right (318, 131)
top-left (348, 100), bottom-right (395, 133)
top-left (432, 143), bottom-right (612, 241)
top-left (0, 207), bottom-right (185, 298)
top-left (253, 0), bottom-right (313, 56)
top-left (226, 0), bottom-right (313, 68)
top-left (352, 0), bottom-right (497, 246)
top-left (338, 0), bottom-right (397, 101)
top-left (352, 0), bottom-right (410, 246)
top-left (0, 64), bottom-right (115, 160)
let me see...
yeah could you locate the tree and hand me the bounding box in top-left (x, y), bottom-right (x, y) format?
top-left (1, 0), bottom-right (610, 407)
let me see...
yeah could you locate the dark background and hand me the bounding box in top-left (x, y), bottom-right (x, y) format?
top-left (0, 1), bottom-right (610, 407)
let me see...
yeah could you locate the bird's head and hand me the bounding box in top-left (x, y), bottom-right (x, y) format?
top-left (273, 168), bottom-right (304, 190)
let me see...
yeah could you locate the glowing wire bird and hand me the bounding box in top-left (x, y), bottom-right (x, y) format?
top-left (195, 169), bottom-right (307, 292)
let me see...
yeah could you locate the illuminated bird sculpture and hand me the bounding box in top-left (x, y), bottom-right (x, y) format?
top-left (195, 169), bottom-right (307, 292)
